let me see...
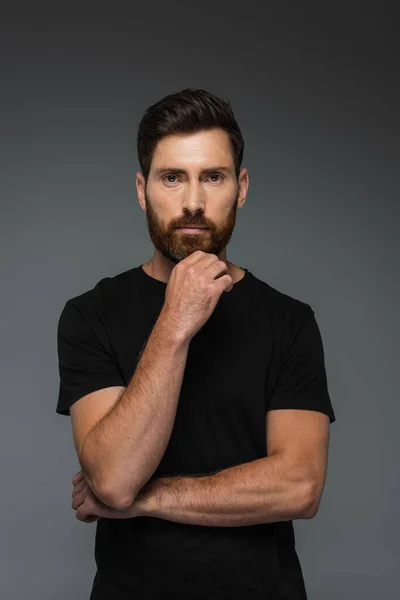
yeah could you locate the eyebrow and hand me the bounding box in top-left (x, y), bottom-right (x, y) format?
top-left (153, 165), bottom-right (234, 177)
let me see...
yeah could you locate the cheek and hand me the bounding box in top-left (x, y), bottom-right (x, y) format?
top-left (150, 189), bottom-right (183, 214)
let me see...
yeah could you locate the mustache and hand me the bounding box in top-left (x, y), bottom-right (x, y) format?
top-left (173, 221), bottom-right (211, 228)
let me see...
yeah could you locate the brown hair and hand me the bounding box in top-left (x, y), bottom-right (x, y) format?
top-left (137, 88), bottom-right (244, 183)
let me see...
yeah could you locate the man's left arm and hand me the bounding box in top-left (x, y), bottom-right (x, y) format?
top-left (121, 408), bottom-right (330, 527)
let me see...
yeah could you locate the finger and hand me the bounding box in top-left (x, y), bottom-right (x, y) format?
top-left (72, 471), bottom-right (85, 485)
top-left (76, 502), bottom-right (101, 523)
top-left (71, 490), bottom-right (85, 511)
top-left (72, 480), bottom-right (87, 498)
top-left (215, 273), bottom-right (234, 293)
top-left (71, 471), bottom-right (83, 485)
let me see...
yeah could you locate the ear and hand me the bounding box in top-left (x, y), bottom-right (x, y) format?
top-left (237, 167), bottom-right (249, 209)
top-left (136, 172), bottom-right (147, 212)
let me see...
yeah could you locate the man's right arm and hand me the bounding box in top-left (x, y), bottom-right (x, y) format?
top-left (77, 306), bottom-right (191, 510)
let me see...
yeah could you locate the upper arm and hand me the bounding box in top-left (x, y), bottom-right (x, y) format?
top-left (56, 299), bottom-right (126, 463)
top-left (71, 385), bottom-right (126, 461)
top-left (266, 408), bottom-right (330, 515)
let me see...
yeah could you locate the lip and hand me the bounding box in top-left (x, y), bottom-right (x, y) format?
top-left (177, 227), bottom-right (209, 232)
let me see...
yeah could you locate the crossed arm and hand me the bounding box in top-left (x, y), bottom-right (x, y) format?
top-left (74, 408), bottom-right (330, 526)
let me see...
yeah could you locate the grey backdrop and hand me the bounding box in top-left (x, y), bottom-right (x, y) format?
top-left (1, 4), bottom-right (398, 599)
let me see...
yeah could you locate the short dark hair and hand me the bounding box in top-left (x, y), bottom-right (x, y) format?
top-left (137, 88), bottom-right (244, 183)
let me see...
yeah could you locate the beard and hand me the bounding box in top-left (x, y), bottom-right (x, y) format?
top-left (144, 188), bottom-right (239, 264)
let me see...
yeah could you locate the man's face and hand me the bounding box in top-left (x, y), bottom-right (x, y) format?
top-left (141, 128), bottom-right (242, 264)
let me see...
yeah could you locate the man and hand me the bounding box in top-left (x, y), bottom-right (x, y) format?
top-left (57, 88), bottom-right (336, 599)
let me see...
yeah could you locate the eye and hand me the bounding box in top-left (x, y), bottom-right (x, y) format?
top-left (208, 173), bottom-right (224, 183)
top-left (162, 174), bottom-right (179, 184)
top-left (161, 172), bottom-right (225, 185)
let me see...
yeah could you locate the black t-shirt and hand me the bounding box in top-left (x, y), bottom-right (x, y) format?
top-left (56, 264), bottom-right (336, 600)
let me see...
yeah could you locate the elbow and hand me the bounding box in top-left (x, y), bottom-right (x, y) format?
top-left (96, 480), bottom-right (137, 511)
top-left (101, 473), bottom-right (153, 510)
top-left (79, 449), bottom-right (137, 511)
top-left (101, 491), bottom-right (135, 511)
top-left (79, 463), bottom-right (136, 511)
top-left (297, 481), bottom-right (320, 519)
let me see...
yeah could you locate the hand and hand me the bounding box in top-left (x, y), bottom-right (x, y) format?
top-left (162, 251), bottom-right (234, 341)
top-left (71, 470), bottom-right (109, 523)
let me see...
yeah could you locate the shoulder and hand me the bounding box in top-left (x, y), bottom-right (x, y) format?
top-left (248, 270), bottom-right (314, 324)
top-left (59, 266), bottom-right (140, 324)
top-left (61, 268), bottom-right (137, 311)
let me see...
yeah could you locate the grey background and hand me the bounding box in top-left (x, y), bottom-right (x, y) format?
top-left (1, 3), bottom-right (398, 599)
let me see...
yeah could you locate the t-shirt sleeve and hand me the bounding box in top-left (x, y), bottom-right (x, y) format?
top-left (268, 305), bottom-right (336, 423)
top-left (56, 300), bottom-right (126, 416)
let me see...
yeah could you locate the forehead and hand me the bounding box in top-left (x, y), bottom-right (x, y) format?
top-left (150, 128), bottom-right (234, 170)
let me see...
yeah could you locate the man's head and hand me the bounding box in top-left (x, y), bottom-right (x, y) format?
top-left (136, 88), bottom-right (248, 264)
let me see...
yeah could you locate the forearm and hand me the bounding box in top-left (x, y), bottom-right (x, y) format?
top-left (80, 307), bottom-right (191, 509)
top-left (120, 455), bottom-right (314, 526)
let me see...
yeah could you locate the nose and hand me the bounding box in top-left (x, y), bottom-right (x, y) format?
top-left (181, 180), bottom-right (206, 213)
